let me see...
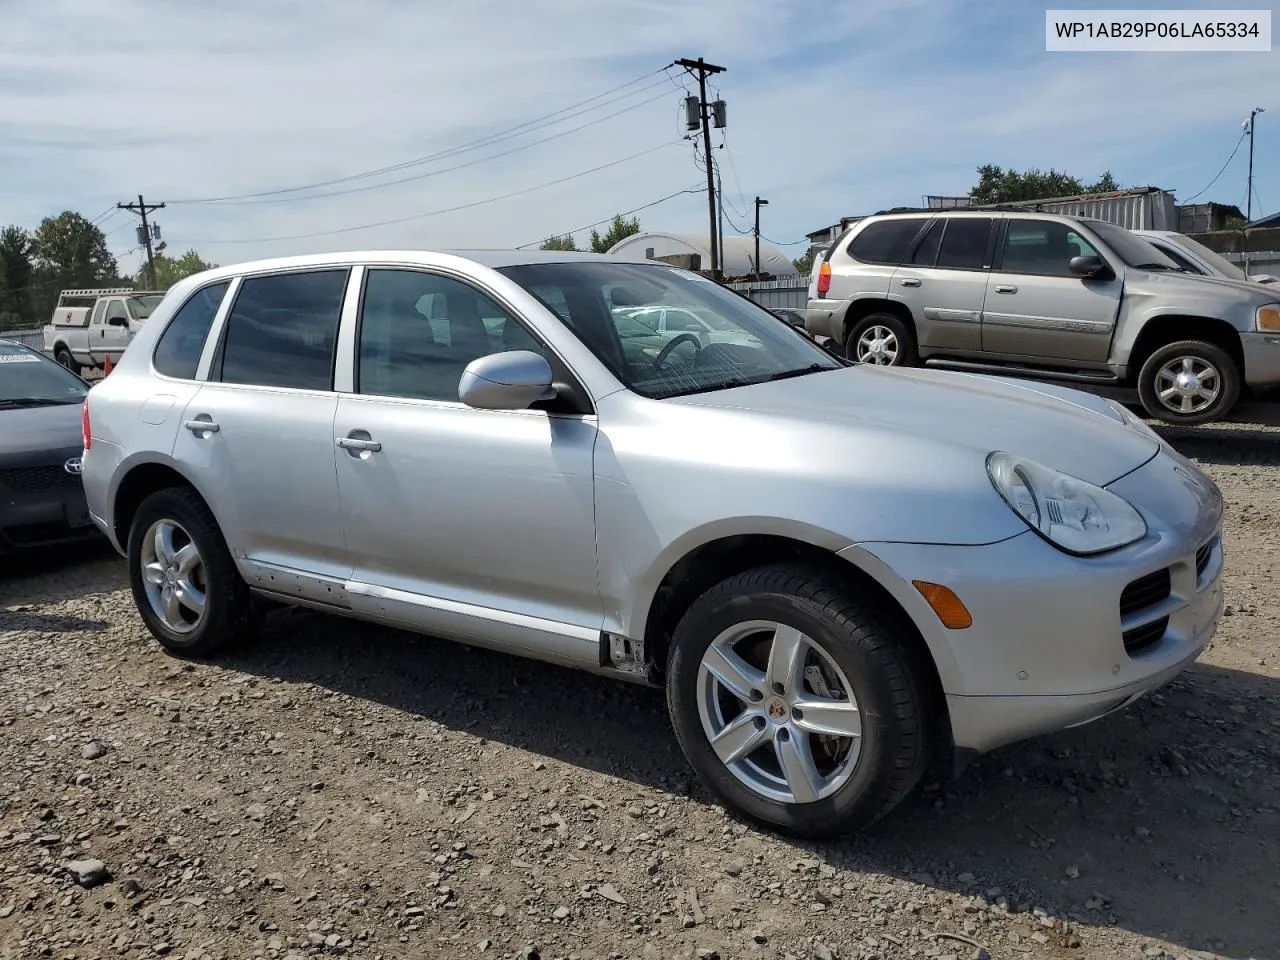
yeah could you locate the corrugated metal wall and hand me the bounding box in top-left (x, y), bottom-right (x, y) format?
top-left (724, 278), bottom-right (809, 309)
top-left (1027, 191), bottom-right (1179, 230)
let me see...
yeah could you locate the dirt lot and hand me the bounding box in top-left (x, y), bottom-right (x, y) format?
top-left (1, 419), bottom-right (1278, 960)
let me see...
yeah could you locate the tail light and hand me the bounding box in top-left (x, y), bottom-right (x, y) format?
top-left (82, 401), bottom-right (92, 451)
top-left (817, 261), bottom-right (832, 296)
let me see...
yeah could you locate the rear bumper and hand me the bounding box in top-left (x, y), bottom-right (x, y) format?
top-left (1241, 331), bottom-right (1280, 389)
top-left (804, 300), bottom-right (845, 342)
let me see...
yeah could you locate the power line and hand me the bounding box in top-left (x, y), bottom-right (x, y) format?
top-left (761, 235), bottom-right (811, 247)
top-left (194, 89), bottom-right (673, 206)
top-left (718, 132), bottom-right (751, 219)
top-left (195, 141), bottom-right (682, 245)
top-left (171, 69), bottom-right (673, 205)
top-left (1183, 131), bottom-right (1247, 203)
top-left (515, 185), bottom-right (706, 249)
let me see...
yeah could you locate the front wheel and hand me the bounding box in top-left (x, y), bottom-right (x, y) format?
top-left (666, 563), bottom-right (933, 838)
top-left (127, 486), bottom-right (258, 658)
top-left (1137, 339), bottom-right (1241, 426)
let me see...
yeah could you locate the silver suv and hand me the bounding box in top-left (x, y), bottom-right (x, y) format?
top-left (806, 210), bottom-right (1280, 425)
top-left (82, 250), bottom-right (1224, 837)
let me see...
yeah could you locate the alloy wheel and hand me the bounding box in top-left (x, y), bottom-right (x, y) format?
top-left (695, 620), bottom-right (863, 804)
top-left (1154, 355), bottom-right (1221, 416)
top-left (140, 518), bottom-right (207, 634)
top-left (856, 325), bottom-right (899, 365)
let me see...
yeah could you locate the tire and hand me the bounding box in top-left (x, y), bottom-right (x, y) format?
top-left (1137, 339), bottom-right (1241, 426)
top-left (665, 562), bottom-right (933, 838)
top-left (54, 345), bottom-right (81, 375)
top-left (845, 312), bottom-right (917, 366)
top-left (127, 486), bottom-right (258, 658)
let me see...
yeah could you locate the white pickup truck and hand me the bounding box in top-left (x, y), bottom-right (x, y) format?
top-left (42, 288), bottom-right (166, 374)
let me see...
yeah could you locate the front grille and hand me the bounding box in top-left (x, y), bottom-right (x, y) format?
top-left (1119, 568), bottom-right (1172, 618)
top-left (1123, 617), bottom-right (1168, 655)
top-left (1195, 538), bottom-right (1213, 578)
top-left (0, 465), bottom-right (82, 495)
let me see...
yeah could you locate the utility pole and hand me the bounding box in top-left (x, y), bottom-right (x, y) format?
top-left (674, 57), bottom-right (726, 279)
top-left (117, 195), bottom-right (166, 289)
top-left (1245, 107), bottom-right (1265, 222)
top-left (753, 196), bottom-right (769, 280)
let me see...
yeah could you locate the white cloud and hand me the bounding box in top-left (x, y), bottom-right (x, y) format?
top-left (2, 0), bottom-right (1276, 273)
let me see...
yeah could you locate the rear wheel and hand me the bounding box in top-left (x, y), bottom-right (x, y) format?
top-left (665, 563), bottom-right (933, 838)
top-left (127, 486), bottom-right (258, 658)
top-left (845, 312), bottom-right (917, 366)
top-left (54, 345), bottom-right (81, 375)
top-left (1137, 339), bottom-right (1240, 425)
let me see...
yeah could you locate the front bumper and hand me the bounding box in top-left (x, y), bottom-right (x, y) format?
top-left (1241, 330), bottom-right (1280, 389)
top-left (842, 449), bottom-right (1224, 756)
top-left (0, 461), bottom-right (100, 552)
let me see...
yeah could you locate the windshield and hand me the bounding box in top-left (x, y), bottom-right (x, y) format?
top-left (496, 261), bottom-right (841, 399)
top-left (1167, 233), bottom-right (1249, 281)
top-left (0, 341), bottom-right (88, 405)
top-left (1086, 220), bottom-right (1181, 270)
top-left (128, 295), bottom-right (165, 320)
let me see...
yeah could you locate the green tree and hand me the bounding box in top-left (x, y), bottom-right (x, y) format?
top-left (140, 249), bottom-right (218, 290)
top-left (538, 234), bottom-right (578, 251)
top-left (28, 211), bottom-right (119, 322)
top-left (969, 165), bottom-right (1119, 205)
top-left (0, 225), bottom-right (34, 328)
top-left (792, 249), bottom-right (815, 276)
top-left (588, 214), bottom-right (641, 254)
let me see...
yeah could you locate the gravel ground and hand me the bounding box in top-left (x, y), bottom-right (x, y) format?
top-left (1, 417), bottom-right (1278, 960)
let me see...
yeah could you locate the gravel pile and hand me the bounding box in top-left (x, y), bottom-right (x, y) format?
top-left (2, 419), bottom-right (1277, 960)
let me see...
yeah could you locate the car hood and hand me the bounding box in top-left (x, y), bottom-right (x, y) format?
top-left (0, 402), bottom-right (85, 461)
top-left (1125, 267), bottom-right (1280, 304)
top-left (672, 364), bottom-right (1158, 487)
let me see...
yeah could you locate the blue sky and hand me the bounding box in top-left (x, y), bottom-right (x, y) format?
top-left (1, 0), bottom-right (1276, 274)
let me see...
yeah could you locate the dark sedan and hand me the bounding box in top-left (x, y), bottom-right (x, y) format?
top-left (0, 338), bottom-right (99, 553)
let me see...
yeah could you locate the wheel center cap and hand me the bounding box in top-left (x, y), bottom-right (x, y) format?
top-left (1176, 372), bottom-right (1200, 393)
top-left (766, 698), bottom-right (789, 721)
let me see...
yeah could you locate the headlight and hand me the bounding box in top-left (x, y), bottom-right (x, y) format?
top-left (986, 452), bottom-right (1148, 556)
top-left (1258, 304), bottom-right (1280, 332)
top-left (1104, 398), bottom-right (1162, 442)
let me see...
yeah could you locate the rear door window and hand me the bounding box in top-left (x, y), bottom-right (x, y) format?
top-left (216, 269), bottom-right (348, 391)
top-left (935, 218), bottom-right (994, 270)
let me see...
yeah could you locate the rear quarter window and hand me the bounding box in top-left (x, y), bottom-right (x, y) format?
top-left (847, 219), bottom-right (930, 266)
top-left (152, 282), bottom-right (231, 380)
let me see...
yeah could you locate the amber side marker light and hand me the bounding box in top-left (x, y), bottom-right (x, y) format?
top-left (1258, 305), bottom-right (1280, 332)
top-left (912, 580), bottom-right (973, 629)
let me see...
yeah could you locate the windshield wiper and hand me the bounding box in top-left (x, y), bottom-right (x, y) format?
top-left (0, 397), bottom-right (80, 408)
top-left (763, 363), bottom-right (831, 382)
top-left (1134, 263), bottom-right (1178, 271)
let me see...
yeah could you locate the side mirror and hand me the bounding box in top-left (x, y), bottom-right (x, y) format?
top-left (108, 315), bottom-right (129, 327)
top-left (1068, 255), bottom-right (1110, 279)
top-left (458, 350), bottom-right (557, 411)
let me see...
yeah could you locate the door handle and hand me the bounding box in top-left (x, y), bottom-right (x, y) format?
top-left (336, 437), bottom-right (382, 452)
top-left (994, 284), bottom-right (1018, 294)
top-left (184, 419), bottom-right (219, 434)
top-left (900, 278), bottom-right (921, 287)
